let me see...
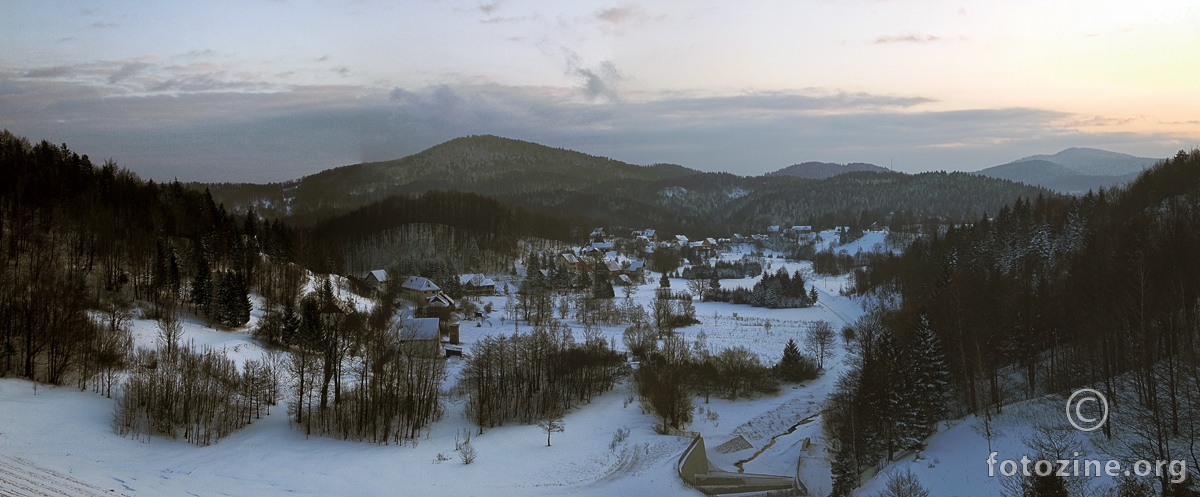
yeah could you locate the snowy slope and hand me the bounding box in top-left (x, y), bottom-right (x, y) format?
top-left (0, 248), bottom-right (872, 497)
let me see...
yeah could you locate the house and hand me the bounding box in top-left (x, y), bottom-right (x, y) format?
top-left (425, 291), bottom-right (456, 310)
top-left (590, 227), bottom-right (606, 241)
top-left (559, 253), bottom-right (581, 272)
top-left (617, 274), bottom-right (634, 286)
top-left (789, 225), bottom-right (815, 241)
top-left (675, 234), bottom-right (689, 247)
top-left (768, 226), bottom-right (781, 233)
top-left (458, 274), bottom-right (496, 296)
top-left (364, 269), bottom-right (388, 289)
top-left (642, 229), bottom-right (657, 242)
top-left (319, 299), bottom-right (355, 327)
top-left (401, 276), bottom-right (440, 301)
top-left (626, 259), bottom-right (645, 275)
top-left (396, 317), bottom-right (443, 357)
top-left (559, 252), bottom-right (592, 273)
top-left (603, 259), bottom-right (622, 273)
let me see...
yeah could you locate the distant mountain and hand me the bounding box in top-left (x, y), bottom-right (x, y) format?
top-left (767, 161), bottom-right (890, 179)
top-left (201, 135), bottom-right (1059, 238)
top-left (199, 135), bottom-right (698, 225)
top-left (975, 148), bottom-right (1161, 194)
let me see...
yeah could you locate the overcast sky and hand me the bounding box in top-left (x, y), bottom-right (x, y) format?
top-left (2, 1), bottom-right (1198, 182)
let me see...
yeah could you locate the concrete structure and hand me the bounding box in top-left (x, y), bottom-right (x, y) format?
top-left (675, 436), bottom-right (801, 495)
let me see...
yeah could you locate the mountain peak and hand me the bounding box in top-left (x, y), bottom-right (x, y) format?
top-left (766, 161), bottom-right (890, 179)
top-left (977, 147), bottom-right (1163, 193)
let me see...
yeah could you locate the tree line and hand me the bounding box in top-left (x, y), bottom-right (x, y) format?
top-left (837, 150), bottom-right (1200, 495)
top-left (0, 131), bottom-right (323, 385)
top-left (459, 319), bottom-right (625, 432)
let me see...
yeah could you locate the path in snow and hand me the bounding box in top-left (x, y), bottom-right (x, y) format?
top-left (0, 455), bottom-right (130, 497)
top-left (733, 410), bottom-right (822, 474)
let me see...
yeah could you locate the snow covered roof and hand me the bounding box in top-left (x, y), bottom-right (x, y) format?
top-left (459, 274), bottom-right (495, 287)
top-left (791, 225), bottom-right (812, 232)
top-left (402, 276), bottom-right (440, 292)
top-left (643, 229), bottom-right (656, 237)
top-left (561, 253), bottom-right (579, 264)
top-left (627, 260), bottom-right (644, 271)
top-left (768, 226), bottom-right (780, 232)
top-left (675, 235), bottom-right (689, 243)
top-left (367, 269), bottom-right (388, 282)
top-left (592, 241), bottom-right (614, 250)
top-left (426, 292), bottom-right (455, 308)
top-left (618, 274), bottom-right (633, 285)
top-left (604, 260), bottom-right (622, 272)
top-left (398, 317), bottom-right (440, 341)
top-left (705, 237), bottom-right (717, 245)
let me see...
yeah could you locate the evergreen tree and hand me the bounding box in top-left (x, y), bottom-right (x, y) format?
top-left (659, 272), bottom-right (670, 289)
top-left (908, 315), bottom-right (950, 430)
top-left (593, 270), bottom-right (615, 299)
top-left (775, 338), bottom-right (817, 382)
top-left (281, 301), bottom-right (300, 346)
top-left (191, 251), bottom-right (212, 317)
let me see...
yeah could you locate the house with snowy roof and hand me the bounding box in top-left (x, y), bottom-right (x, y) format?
top-left (458, 274), bottom-right (496, 296)
top-left (396, 317), bottom-right (444, 357)
top-left (401, 276), bottom-right (440, 301)
top-left (364, 269), bottom-right (388, 288)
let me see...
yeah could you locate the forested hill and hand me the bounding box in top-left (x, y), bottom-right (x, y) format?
top-left (202, 135), bottom-right (1057, 235)
top-left (200, 135), bottom-right (697, 226)
top-left (766, 161), bottom-right (890, 179)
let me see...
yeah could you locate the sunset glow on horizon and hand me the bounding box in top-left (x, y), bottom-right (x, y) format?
top-left (2, 0), bottom-right (1197, 182)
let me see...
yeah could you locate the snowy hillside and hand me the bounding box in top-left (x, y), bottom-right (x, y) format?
top-left (0, 246), bottom-right (875, 496)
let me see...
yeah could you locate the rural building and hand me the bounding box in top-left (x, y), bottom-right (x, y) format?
top-left (364, 269), bottom-right (388, 289)
top-left (401, 276), bottom-right (440, 301)
top-left (458, 274), bottom-right (496, 296)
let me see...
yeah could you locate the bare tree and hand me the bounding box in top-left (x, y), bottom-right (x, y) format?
top-left (537, 413), bottom-right (565, 446)
top-left (459, 441), bottom-right (478, 464)
top-left (805, 320), bottom-right (836, 369)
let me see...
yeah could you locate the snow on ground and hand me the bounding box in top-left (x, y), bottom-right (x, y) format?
top-left (854, 395), bottom-right (1123, 496)
top-left (0, 246), bottom-right (877, 496)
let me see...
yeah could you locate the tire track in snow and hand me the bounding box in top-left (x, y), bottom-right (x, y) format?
top-left (0, 456), bottom-right (130, 497)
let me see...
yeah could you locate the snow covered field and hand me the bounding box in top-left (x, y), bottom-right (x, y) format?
top-left (0, 235), bottom-right (891, 496)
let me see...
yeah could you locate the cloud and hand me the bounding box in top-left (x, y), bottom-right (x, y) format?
top-left (25, 66), bottom-right (76, 78)
top-left (91, 22), bottom-right (118, 29)
top-left (559, 48), bottom-right (625, 102)
top-left (478, 1), bottom-right (504, 15)
top-left (874, 33), bottom-right (962, 44)
top-left (1, 73), bottom-right (1190, 182)
top-left (108, 62), bottom-right (149, 84)
top-left (595, 5), bottom-right (649, 24)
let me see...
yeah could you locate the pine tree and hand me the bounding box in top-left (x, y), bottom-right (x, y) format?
top-left (214, 271), bottom-right (233, 326)
top-left (776, 338), bottom-right (816, 382)
top-left (231, 271), bottom-right (251, 326)
top-left (909, 315), bottom-right (950, 430)
top-left (281, 301), bottom-right (300, 346)
top-left (191, 252), bottom-right (212, 317)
